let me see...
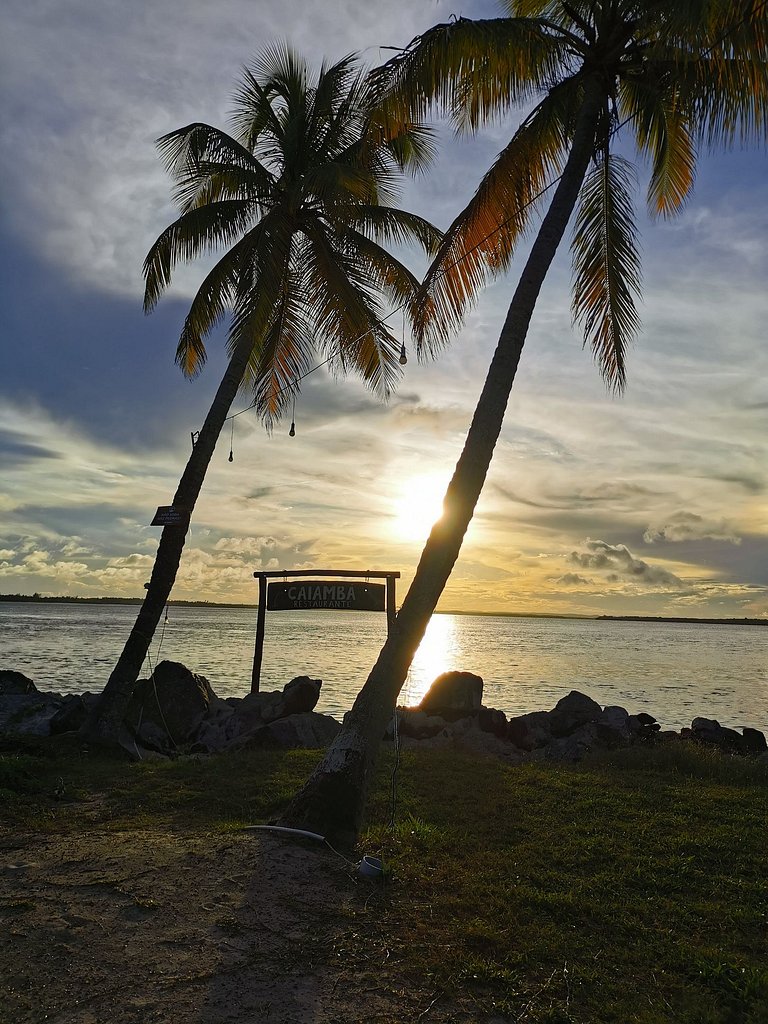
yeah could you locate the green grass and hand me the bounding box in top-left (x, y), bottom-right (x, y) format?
top-left (2, 733), bottom-right (766, 1022)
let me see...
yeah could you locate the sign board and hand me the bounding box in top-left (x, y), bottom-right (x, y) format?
top-left (267, 580), bottom-right (385, 612)
top-left (150, 505), bottom-right (191, 527)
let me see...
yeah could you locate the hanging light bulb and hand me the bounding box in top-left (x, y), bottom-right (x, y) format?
top-left (228, 450), bottom-right (234, 462)
top-left (289, 421), bottom-right (296, 437)
top-left (228, 418), bottom-right (234, 462)
top-left (288, 392), bottom-right (296, 437)
top-left (399, 342), bottom-right (408, 366)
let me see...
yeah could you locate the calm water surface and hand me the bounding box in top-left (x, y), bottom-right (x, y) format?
top-left (1, 603), bottom-right (766, 731)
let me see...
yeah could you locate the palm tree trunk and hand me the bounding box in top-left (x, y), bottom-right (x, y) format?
top-left (80, 332), bottom-right (256, 747)
top-left (279, 79), bottom-right (605, 846)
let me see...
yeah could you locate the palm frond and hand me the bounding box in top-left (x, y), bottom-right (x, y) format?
top-left (173, 224), bottom-right (274, 378)
top-left (571, 153), bottom-right (642, 392)
top-left (301, 223), bottom-right (400, 399)
top-left (248, 269), bottom-right (316, 428)
top-left (330, 205), bottom-right (444, 255)
top-left (156, 124), bottom-right (274, 208)
top-left (412, 78), bottom-right (578, 353)
top-left (143, 200), bottom-right (254, 311)
top-left (371, 16), bottom-right (564, 131)
top-left (619, 78), bottom-right (697, 218)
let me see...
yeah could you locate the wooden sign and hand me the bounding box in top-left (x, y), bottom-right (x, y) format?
top-left (267, 580), bottom-right (385, 612)
top-left (150, 506), bottom-right (191, 527)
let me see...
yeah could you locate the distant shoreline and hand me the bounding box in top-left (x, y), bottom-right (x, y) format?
top-left (1, 593), bottom-right (765, 626)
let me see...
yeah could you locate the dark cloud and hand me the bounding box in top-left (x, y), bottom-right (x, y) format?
top-left (709, 473), bottom-right (765, 494)
top-left (644, 511), bottom-right (740, 545)
top-left (0, 233), bottom-right (231, 453)
top-left (553, 573), bottom-right (593, 586)
top-left (240, 487), bottom-right (274, 502)
top-left (491, 480), bottom-right (661, 511)
top-left (0, 428), bottom-right (62, 466)
top-left (569, 539), bottom-right (684, 589)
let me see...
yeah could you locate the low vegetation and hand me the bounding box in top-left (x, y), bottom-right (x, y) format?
top-left (1, 735), bottom-right (766, 1023)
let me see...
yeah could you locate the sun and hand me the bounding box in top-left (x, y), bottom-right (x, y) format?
top-left (391, 474), bottom-right (447, 542)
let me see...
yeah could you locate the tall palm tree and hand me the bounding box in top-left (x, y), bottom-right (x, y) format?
top-left (82, 45), bottom-right (442, 746)
top-left (280, 0), bottom-right (768, 843)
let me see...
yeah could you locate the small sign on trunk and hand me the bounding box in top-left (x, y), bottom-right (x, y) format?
top-left (267, 580), bottom-right (385, 612)
top-left (150, 505), bottom-right (191, 527)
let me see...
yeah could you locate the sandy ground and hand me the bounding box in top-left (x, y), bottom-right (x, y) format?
top-left (0, 824), bottom-right (485, 1024)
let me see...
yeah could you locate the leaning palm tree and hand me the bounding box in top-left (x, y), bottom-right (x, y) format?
top-left (280, 0), bottom-right (768, 842)
top-left (82, 45), bottom-right (442, 746)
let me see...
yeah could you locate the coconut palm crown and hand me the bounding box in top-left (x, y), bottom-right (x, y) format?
top-left (145, 43), bottom-right (441, 426)
top-left (82, 46), bottom-right (443, 747)
top-left (374, 0), bottom-right (767, 389)
top-left (280, 1), bottom-right (768, 842)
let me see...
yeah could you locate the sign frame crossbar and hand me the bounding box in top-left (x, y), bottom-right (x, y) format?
top-left (251, 569), bottom-right (400, 693)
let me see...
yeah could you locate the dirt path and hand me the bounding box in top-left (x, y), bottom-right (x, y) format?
top-left (0, 826), bottom-right (472, 1024)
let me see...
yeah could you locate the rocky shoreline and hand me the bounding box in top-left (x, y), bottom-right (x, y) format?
top-left (1, 663), bottom-right (766, 764)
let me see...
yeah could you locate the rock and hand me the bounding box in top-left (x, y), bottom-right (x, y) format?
top-left (0, 694), bottom-right (62, 736)
top-left (478, 706), bottom-right (508, 738)
top-left (741, 727), bottom-right (767, 755)
top-left (627, 714), bottom-right (661, 740)
top-left (598, 706), bottom-right (631, 740)
top-left (507, 711), bottom-right (552, 751)
top-left (281, 676), bottom-right (322, 715)
top-left (691, 717), bottom-right (743, 753)
top-left (393, 709), bottom-right (446, 740)
top-left (548, 690), bottom-right (602, 737)
top-left (454, 720), bottom-right (523, 761)
top-left (0, 670), bottom-right (38, 695)
top-left (635, 712), bottom-right (658, 726)
top-left (49, 694), bottom-right (92, 735)
top-left (242, 712), bottom-right (341, 750)
top-left (533, 723), bottom-right (601, 763)
top-left (126, 660), bottom-right (217, 746)
top-left (419, 671), bottom-right (483, 720)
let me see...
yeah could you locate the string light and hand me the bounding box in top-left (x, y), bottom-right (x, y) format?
top-left (289, 393), bottom-right (296, 437)
top-left (228, 418), bottom-right (234, 462)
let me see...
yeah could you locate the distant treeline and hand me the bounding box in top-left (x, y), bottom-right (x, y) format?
top-left (597, 614), bottom-right (767, 627)
top-left (0, 594), bottom-right (256, 609)
top-left (2, 595), bottom-right (764, 625)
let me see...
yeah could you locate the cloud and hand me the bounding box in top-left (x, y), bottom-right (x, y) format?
top-left (569, 539), bottom-right (685, 589)
top-left (553, 573), bottom-right (593, 586)
top-left (0, 428), bottom-right (63, 467)
top-left (644, 512), bottom-right (741, 545)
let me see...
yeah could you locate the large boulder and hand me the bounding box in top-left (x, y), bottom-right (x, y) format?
top-left (126, 661), bottom-right (217, 747)
top-left (243, 712), bottom-right (341, 750)
top-left (690, 717), bottom-right (743, 753)
top-left (419, 671), bottom-right (483, 720)
top-left (741, 727), bottom-right (767, 755)
top-left (281, 676), bottom-right (322, 715)
top-left (548, 691), bottom-right (602, 737)
top-left (0, 693), bottom-right (62, 736)
top-left (507, 711), bottom-right (553, 751)
top-left (533, 723), bottom-right (602, 763)
top-left (478, 706), bottom-right (508, 738)
top-left (49, 694), bottom-right (96, 735)
top-left (392, 709), bottom-right (446, 740)
top-left (0, 670), bottom-right (38, 695)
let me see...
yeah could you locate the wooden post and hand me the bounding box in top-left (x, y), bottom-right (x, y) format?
top-left (251, 574), bottom-right (267, 693)
top-left (386, 574), bottom-right (396, 636)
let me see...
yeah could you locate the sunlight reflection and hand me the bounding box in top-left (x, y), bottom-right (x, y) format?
top-left (401, 614), bottom-right (460, 707)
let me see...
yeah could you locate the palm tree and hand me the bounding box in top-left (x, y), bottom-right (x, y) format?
top-left (280, 0), bottom-right (768, 843)
top-left (81, 45), bottom-right (442, 746)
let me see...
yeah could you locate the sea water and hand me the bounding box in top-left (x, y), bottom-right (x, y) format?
top-left (0, 603), bottom-right (765, 731)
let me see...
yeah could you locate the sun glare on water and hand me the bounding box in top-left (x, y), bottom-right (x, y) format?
top-left (392, 474), bottom-right (447, 542)
top-left (402, 613), bottom-right (460, 706)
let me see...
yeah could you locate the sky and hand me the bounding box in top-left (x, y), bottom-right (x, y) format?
top-left (1, 0), bottom-right (766, 619)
